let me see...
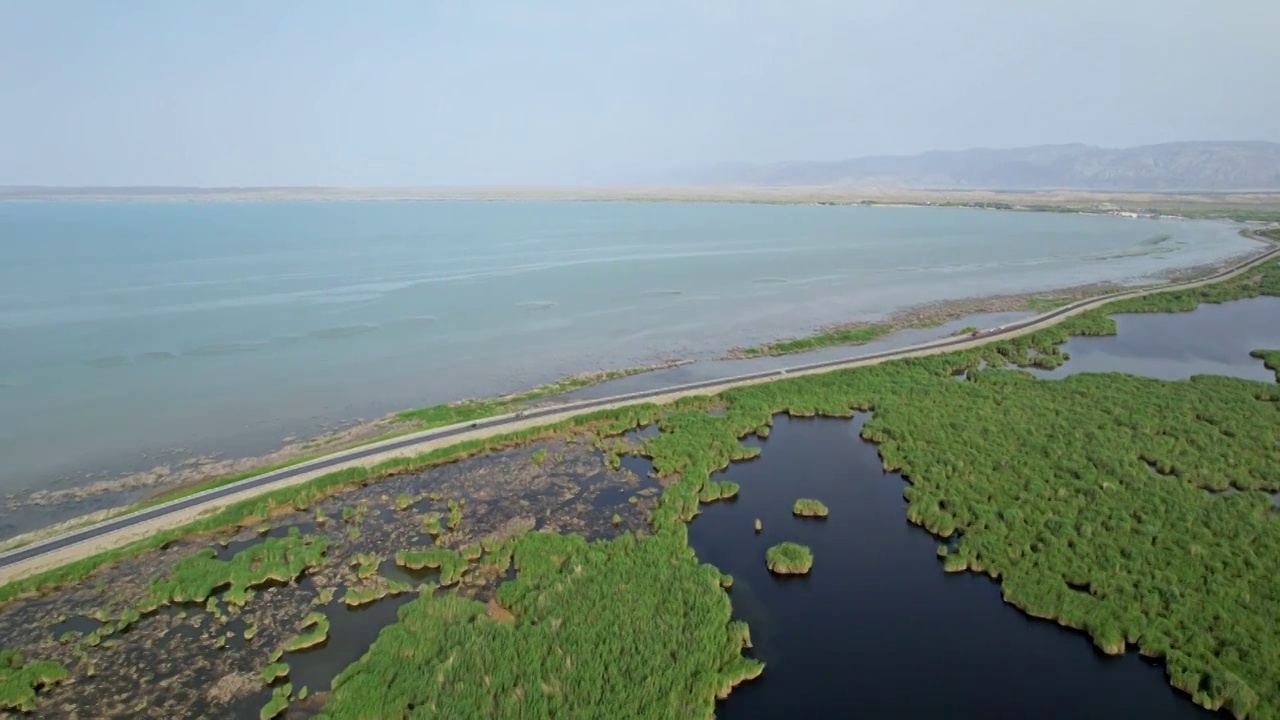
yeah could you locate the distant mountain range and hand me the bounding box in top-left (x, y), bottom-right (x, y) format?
top-left (683, 141), bottom-right (1280, 192)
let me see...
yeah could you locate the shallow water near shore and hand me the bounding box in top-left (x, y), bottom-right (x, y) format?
top-left (0, 201), bottom-right (1259, 510)
top-left (678, 414), bottom-right (1221, 719)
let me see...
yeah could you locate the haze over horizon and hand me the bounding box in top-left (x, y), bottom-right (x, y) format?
top-left (2, 1), bottom-right (1278, 187)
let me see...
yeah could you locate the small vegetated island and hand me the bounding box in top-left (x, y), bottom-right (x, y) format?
top-left (766, 542), bottom-right (815, 575)
top-left (792, 498), bottom-right (829, 518)
top-left (1, 244), bottom-right (1279, 718)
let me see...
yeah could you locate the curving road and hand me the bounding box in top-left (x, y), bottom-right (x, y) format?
top-left (2, 235), bottom-right (1277, 577)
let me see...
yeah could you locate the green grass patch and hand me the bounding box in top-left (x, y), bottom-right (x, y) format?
top-left (339, 586), bottom-right (390, 608)
top-left (396, 548), bottom-right (468, 586)
top-left (738, 323), bottom-right (894, 357)
top-left (791, 498), bottom-right (829, 518)
top-left (698, 480), bottom-right (739, 503)
top-left (281, 611), bottom-right (330, 652)
top-left (765, 543), bottom-right (814, 575)
top-left (1250, 349), bottom-right (1280, 383)
top-left (351, 553), bottom-right (380, 580)
top-left (421, 512), bottom-right (444, 537)
top-left (261, 661), bottom-right (289, 684)
top-left (260, 682), bottom-right (292, 720)
top-left (1024, 296), bottom-right (1077, 312)
top-left (132, 528), bottom-right (327, 616)
top-left (0, 649), bottom-right (68, 713)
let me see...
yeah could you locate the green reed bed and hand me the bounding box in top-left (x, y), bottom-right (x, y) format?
top-left (350, 553), bottom-right (380, 580)
top-left (130, 529), bottom-right (327, 619)
top-left (765, 543), bottom-right (814, 575)
top-left (791, 498), bottom-right (828, 518)
top-left (1250, 350), bottom-right (1280, 383)
top-left (738, 323), bottom-right (894, 357)
top-left (261, 661), bottom-right (289, 684)
top-left (0, 649), bottom-right (68, 712)
top-left (316, 531), bottom-right (761, 720)
top-left (698, 480), bottom-right (740, 503)
top-left (395, 548), bottom-right (468, 587)
top-left (281, 611), bottom-right (330, 652)
top-left (260, 682), bottom-right (292, 720)
top-left (339, 578), bottom-right (413, 608)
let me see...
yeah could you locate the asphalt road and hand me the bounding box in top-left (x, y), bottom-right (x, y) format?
top-left (3, 239), bottom-right (1277, 572)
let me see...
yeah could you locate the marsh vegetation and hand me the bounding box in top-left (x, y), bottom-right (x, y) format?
top-left (791, 499), bottom-right (828, 518)
top-left (2, 257), bottom-right (1279, 717)
top-left (0, 437), bottom-right (656, 717)
top-left (765, 543), bottom-right (814, 575)
top-left (0, 648), bottom-right (68, 712)
top-left (317, 532), bottom-right (761, 719)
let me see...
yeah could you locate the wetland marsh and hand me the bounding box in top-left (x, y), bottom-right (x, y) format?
top-left (0, 437), bottom-right (659, 718)
top-left (2, 252), bottom-right (1279, 718)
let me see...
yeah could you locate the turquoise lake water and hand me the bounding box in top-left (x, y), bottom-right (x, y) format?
top-left (0, 201), bottom-right (1262, 507)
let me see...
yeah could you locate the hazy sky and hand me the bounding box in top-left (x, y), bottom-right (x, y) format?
top-left (1, 1), bottom-right (1277, 186)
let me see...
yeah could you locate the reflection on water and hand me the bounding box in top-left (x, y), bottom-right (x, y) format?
top-left (1033, 298), bottom-right (1280, 383)
top-left (681, 414), bottom-right (1219, 719)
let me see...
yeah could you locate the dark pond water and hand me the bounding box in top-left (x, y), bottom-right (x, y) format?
top-left (284, 592), bottom-right (418, 700)
top-left (50, 614), bottom-right (101, 637)
top-left (1033, 298), bottom-right (1280, 382)
top-left (676, 414), bottom-right (1222, 719)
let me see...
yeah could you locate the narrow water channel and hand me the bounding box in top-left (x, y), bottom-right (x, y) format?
top-left (676, 414), bottom-right (1223, 719)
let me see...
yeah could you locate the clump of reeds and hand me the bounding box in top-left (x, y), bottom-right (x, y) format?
top-left (791, 498), bottom-right (828, 518)
top-left (765, 542), bottom-right (813, 575)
